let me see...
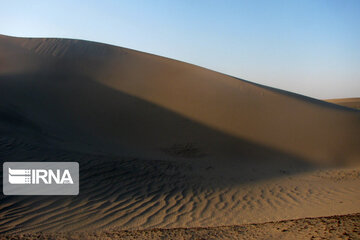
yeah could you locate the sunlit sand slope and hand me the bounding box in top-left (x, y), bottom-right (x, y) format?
top-left (326, 98), bottom-right (360, 110)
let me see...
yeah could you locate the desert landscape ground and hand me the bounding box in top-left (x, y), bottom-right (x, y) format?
top-left (0, 35), bottom-right (359, 239)
top-left (1, 213), bottom-right (359, 240)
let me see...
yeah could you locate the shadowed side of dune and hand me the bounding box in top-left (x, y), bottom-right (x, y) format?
top-left (0, 72), bottom-right (313, 172)
top-left (1, 35), bottom-right (359, 165)
top-left (0, 73), bottom-right (320, 233)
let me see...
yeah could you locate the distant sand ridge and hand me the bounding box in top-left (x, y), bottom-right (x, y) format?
top-left (0, 35), bottom-right (359, 234)
top-left (326, 98), bottom-right (360, 110)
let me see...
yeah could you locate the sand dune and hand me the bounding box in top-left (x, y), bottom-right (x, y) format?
top-left (326, 98), bottom-right (360, 110)
top-left (0, 34), bottom-right (359, 235)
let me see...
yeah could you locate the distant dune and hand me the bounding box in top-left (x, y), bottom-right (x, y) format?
top-left (326, 98), bottom-right (360, 110)
top-left (0, 35), bottom-right (359, 235)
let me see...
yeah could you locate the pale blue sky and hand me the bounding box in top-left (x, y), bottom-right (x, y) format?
top-left (1, 0), bottom-right (359, 99)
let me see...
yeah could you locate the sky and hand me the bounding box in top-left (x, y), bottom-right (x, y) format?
top-left (1, 0), bottom-right (359, 99)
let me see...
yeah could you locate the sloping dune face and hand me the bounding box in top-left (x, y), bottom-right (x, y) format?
top-left (1, 35), bottom-right (359, 164)
top-left (0, 35), bottom-right (360, 233)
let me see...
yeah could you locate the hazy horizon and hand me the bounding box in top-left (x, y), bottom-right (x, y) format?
top-left (1, 0), bottom-right (359, 99)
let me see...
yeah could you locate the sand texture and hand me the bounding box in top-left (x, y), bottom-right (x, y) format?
top-left (0, 35), bottom-right (359, 236)
top-left (1, 213), bottom-right (359, 240)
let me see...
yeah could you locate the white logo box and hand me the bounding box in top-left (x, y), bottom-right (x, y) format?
top-left (3, 162), bottom-right (79, 195)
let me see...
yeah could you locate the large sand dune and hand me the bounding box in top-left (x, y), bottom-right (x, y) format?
top-left (0, 35), bottom-right (359, 235)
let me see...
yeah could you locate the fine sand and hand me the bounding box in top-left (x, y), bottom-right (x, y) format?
top-left (1, 213), bottom-right (359, 240)
top-left (0, 35), bottom-right (359, 237)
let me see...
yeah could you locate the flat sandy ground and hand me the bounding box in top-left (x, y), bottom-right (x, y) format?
top-left (1, 213), bottom-right (359, 240)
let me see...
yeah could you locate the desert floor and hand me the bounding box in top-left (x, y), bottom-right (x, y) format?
top-left (1, 213), bottom-right (359, 240)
